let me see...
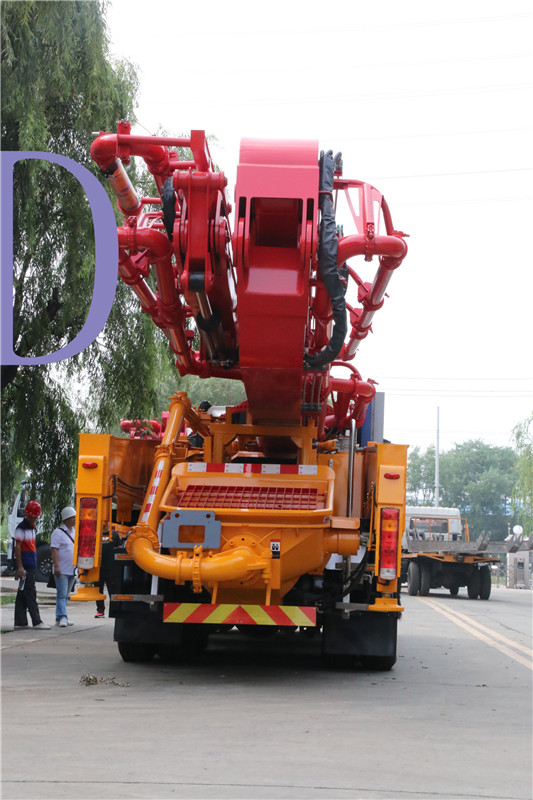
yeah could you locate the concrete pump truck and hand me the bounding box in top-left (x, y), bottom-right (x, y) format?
top-left (71, 122), bottom-right (408, 669)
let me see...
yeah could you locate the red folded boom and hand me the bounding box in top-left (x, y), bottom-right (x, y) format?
top-left (91, 122), bottom-right (407, 438)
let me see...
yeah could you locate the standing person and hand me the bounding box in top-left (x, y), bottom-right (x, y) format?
top-left (95, 531), bottom-right (118, 618)
top-left (50, 506), bottom-right (77, 628)
top-left (14, 501), bottom-right (51, 630)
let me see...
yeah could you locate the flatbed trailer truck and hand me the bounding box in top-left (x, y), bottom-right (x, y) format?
top-left (401, 507), bottom-right (499, 599)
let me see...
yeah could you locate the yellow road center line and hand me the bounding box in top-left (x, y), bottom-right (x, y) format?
top-left (419, 597), bottom-right (533, 671)
top-left (430, 602), bottom-right (533, 657)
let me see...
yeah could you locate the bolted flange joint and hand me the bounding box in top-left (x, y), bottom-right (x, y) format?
top-left (126, 524), bottom-right (159, 556)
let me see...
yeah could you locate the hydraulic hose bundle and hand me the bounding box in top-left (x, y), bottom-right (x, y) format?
top-left (305, 150), bottom-right (346, 369)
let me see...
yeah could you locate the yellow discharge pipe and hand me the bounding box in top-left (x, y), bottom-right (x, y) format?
top-left (324, 530), bottom-right (360, 556)
top-left (139, 392), bottom-right (189, 534)
top-left (126, 528), bottom-right (360, 591)
top-left (129, 536), bottom-right (269, 588)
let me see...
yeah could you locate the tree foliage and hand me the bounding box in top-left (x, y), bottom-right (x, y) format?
top-left (1, 367), bottom-right (81, 521)
top-left (408, 440), bottom-right (517, 540)
top-left (511, 412), bottom-right (533, 532)
top-left (406, 445), bottom-right (435, 505)
top-left (1, 0), bottom-right (138, 367)
top-left (155, 372), bottom-right (247, 413)
top-left (0, 1), bottom-right (174, 524)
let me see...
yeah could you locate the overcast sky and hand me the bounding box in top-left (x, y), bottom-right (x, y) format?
top-left (104, 0), bottom-right (532, 453)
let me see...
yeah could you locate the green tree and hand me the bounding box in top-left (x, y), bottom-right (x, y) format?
top-left (439, 440), bottom-right (517, 540)
top-left (407, 445), bottom-right (436, 505)
top-left (0, 1), bottom-right (173, 524)
top-left (511, 413), bottom-right (533, 532)
top-left (156, 372), bottom-right (246, 412)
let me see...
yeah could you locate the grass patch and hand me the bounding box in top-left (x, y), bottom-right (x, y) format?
top-left (1, 594), bottom-right (16, 605)
top-left (1, 594), bottom-right (52, 605)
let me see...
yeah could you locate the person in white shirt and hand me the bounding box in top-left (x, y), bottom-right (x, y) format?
top-left (50, 506), bottom-right (76, 627)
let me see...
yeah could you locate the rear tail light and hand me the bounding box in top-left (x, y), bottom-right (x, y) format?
top-left (379, 507), bottom-right (400, 580)
top-left (77, 497), bottom-right (98, 569)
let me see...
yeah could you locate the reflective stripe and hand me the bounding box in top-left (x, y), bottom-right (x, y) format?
top-left (141, 460), bottom-right (166, 522)
top-left (185, 464), bottom-right (318, 476)
top-left (163, 603), bottom-right (317, 626)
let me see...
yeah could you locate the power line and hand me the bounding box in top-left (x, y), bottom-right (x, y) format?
top-left (396, 196), bottom-right (531, 208)
top-left (165, 82), bottom-right (532, 109)
top-left (374, 167), bottom-right (530, 180)
top-left (385, 389), bottom-right (531, 400)
top-left (170, 52), bottom-right (530, 78)
top-left (374, 376), bottom-right (533, 382)
top-left (392, 428), bottom-right (515, 436)
top-left (230, 13), bottom-right (532, 37)
top-left (330, 126), bottom-right (531, 144)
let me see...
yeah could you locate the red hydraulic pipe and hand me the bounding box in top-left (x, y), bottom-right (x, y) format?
top-left (116, 134), bottom-right (191, 149)
top-left (118, 251), bottom-right (159, 314)
top-left (117, 226), bottom-right (207, 376)
top-left (91, 134), bottom-right (123, 171)
top-left (337, 234), bottom-right (407, 264)
top-left (120, 419), bottom-right (163, 439)
top-left (92, 129), bottom-right (211, 175)
top-left (325, 374), bottom-right (376, 429)
top-left (119, 226), bottom-right (171, 259)
top-left (337, 235), bottom-right (407, 361)
top-left (91, 133), bottom-right (172, 176)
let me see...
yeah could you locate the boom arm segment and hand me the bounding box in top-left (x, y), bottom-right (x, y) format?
top-left (91, 123), bottom-right (407, 437)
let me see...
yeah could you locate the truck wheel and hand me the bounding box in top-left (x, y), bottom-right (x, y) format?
top-left (407, 562), bottom-right (421, 596)
top-left (467, 570), bottom-right (480, 599)
top-left (157, 626), bottom-right (209, 662)
top-left (35, 544), bottom-right (53, 583)
top-left (419, 564), bottom-right (431, 596)
top-left (117, 641), bottom-right (156, 663)
top-left (449, 585), bottom-right (459, 596)
top-left (479, 566), bottom-right (491, 600)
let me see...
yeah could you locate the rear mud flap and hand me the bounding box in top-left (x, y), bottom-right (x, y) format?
top-left (322, 610), bottom-right (398, 658)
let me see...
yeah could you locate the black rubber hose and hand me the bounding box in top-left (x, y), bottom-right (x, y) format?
top-left (305, 150), bottom-right (346, 369)
top-left (161, 176), bottom-right (176, 241)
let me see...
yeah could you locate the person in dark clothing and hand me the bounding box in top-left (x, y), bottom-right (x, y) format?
top-left (95, 533), bottom-right (119, 618)
top-left (14, 501), bottom-right (51, 630)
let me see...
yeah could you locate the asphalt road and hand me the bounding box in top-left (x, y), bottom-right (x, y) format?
top-left (1, 581), bottom-right (531, 800)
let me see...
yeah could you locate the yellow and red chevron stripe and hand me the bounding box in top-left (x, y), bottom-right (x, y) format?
top-left (163, 603), bottom-right (316, 627)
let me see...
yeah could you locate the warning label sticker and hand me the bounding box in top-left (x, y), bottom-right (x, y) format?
top-left (270, 540), bottom-right (281, 559)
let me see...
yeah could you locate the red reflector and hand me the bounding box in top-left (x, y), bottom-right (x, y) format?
top-left (384, 472), bottom-right (400, 480)
top-left (78, 498), bottom-right (98, 565)
top-left (379, 507), bottom-right (400, 580)
top-left (82, 462), bottom-right (98, 469)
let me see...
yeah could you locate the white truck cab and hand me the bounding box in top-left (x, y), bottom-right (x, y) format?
top-left (403, 506), bottom-right (467, 547)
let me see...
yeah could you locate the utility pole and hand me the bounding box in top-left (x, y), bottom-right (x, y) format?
top-left (435, 406), bottom-right (440, 508)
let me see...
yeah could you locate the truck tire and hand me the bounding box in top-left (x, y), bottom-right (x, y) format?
top-left (419, 563), bottom-right (431, 596)
top-left (117, 641), bottom-right (156, 663)
top-left (157, 626), bottom-right (210, 662)
top-left (479, 565), bottom-right (491, 600)
top-left (449, 585), bottom-right (459, 596)
top-left (467, 569), bottom-right (480, 599)
top-left (407, 561), bottom-right (421, 596)
top-left (35, 544), bottom-right (53, 583)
